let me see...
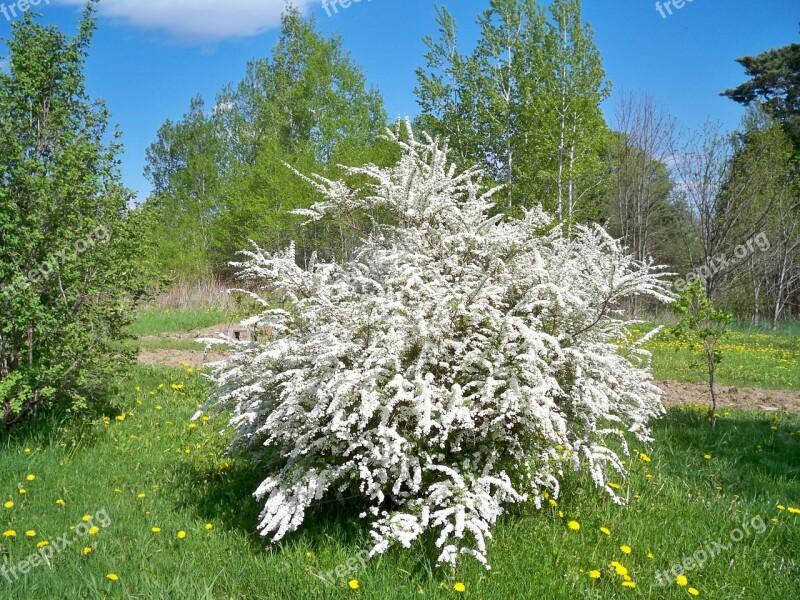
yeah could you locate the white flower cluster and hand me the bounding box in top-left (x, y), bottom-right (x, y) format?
top-left (196, 123), bottom-right (673, 569)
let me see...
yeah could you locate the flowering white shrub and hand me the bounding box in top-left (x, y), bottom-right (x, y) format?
top-left (196, 123), bottom-right (673, 569)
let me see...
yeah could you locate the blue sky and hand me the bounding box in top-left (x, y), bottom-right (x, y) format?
top-left (1, 0), bottom-right (797, 200)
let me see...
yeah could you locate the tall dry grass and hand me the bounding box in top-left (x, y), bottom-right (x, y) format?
top-left (150, 278), bottom-right (239, 311)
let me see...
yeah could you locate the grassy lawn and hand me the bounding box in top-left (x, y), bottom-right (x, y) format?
top-left (637, 324), bottom-right (800, 390)
top-left (1, 312), bottom-right (798, 598)
top-left (126, 308), bottom-right (231, 338)
top-left (0, 364), bottom-right (798, 599)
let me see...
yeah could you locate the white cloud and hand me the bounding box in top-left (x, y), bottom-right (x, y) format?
top-left (56, 0), bottom-right (315, 43)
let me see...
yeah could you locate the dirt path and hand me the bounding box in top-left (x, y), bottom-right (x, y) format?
top-left (136, 327), bottom-right (800, 413)
top-left (136, 323), bottom-right (241, 368)
top-left (137, 348), bottom-right (229, 368)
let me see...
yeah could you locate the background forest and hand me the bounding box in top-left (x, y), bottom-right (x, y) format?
top-left (142, 3), bottom-right (799, 328)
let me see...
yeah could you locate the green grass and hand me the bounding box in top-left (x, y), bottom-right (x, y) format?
top-left (135, 339), bottom-right (208, 352)
top-left (1, 364), bottom-right (798, 599)
top-left (641, 325), bottom-right (800, 390)
top-left (127, 308), bottom-right (230, 338)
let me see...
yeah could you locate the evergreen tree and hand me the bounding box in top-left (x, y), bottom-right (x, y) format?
top-left (722, 38), bottom-right (800, 150)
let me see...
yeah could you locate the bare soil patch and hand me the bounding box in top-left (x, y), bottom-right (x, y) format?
top-left (656, 381), bottom-right (800, 414)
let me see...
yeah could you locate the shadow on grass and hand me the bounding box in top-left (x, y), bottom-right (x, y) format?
top-left (654, 405), bottom-right (800, 499)
top-left (171, 457), bottom-right (375, 547)
top-left (172, 457), bottom-right (447, 582)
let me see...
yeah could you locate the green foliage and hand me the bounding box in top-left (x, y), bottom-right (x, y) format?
top-left (671, 281), bottom-right (734, 427)
top-left (144, 7), bottom-right (390, 280)
top-left (415, 0), bottom-right (609, 217)
top-left (0, 5), bottom-right (154, 424)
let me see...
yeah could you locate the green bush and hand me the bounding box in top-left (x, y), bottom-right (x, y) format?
top-left (0, 5), bottom-right (154, 424)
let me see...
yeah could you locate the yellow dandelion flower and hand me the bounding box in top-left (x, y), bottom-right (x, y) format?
top-left (106, 573), bottom-right (118, 581)
top-left (349, 579), bottom-right (360, 590)
top-left (640, 453), bottom-right (651, 462)
top-left (788, 507), bottom-right (800, 514)
top-left (677, 575), bottom-right (688, 586)
top-left (620, 545), bottom-right (631, 554)
top-left (116, 415), bottom-right (125, 422)
top-left (703, 454), bottom-right (712, 460)
top-left (3, 530), bottom-right (16, 538)
top-left (88, 526), bottom-right (100, 535)
top-left (137, 493), bottom-right (146, 499)
top-left (18, 488), bottom-right (25, 494)
top-left (3, 501), bottom-right (13, 508)
top-left (24, 448), bottom-right (31, 453)
top-left (613, 564), bottom-right (628, 577)
top-left (688, 588), bottom-right (700, 596)
top-left (621, 581), bottom-right (636, 588)
top-left (83, 547), bottom-right (92, 555)
top-left (82, 515), bottom-right (92, 521)
top-left (646, 552), bottom-right (654, 559)
top-left (26, 474), bottom-right (35, 481)
top-left (205, 523), bottom-right (213, 530)
top-left (588, 570), bottom-right (601, 579)
top-left (56, 498), bottom-right (65, 506)
top-left (306, 551), bottom-right (312, 558)
top-left (599, 527), bottom-right (611, 536)
top-left (549, 498), bottom-right (558, 507)
top-left (25, 530), bottom-right (36, 537)
top-left (568, 520), bottom-right (580, 531)
top-left (177, 530), bottom-right (186, 539)
top-left (37, 541), bottom-right (48, 548)
top-left (609, 482), bottom-right (621, 489)
top-left (188, 423), bottom-right (197, 430)
top-left (453, 582), bottom-right (465, 593)
top-left (645, 474), bottom-right (654, 480)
